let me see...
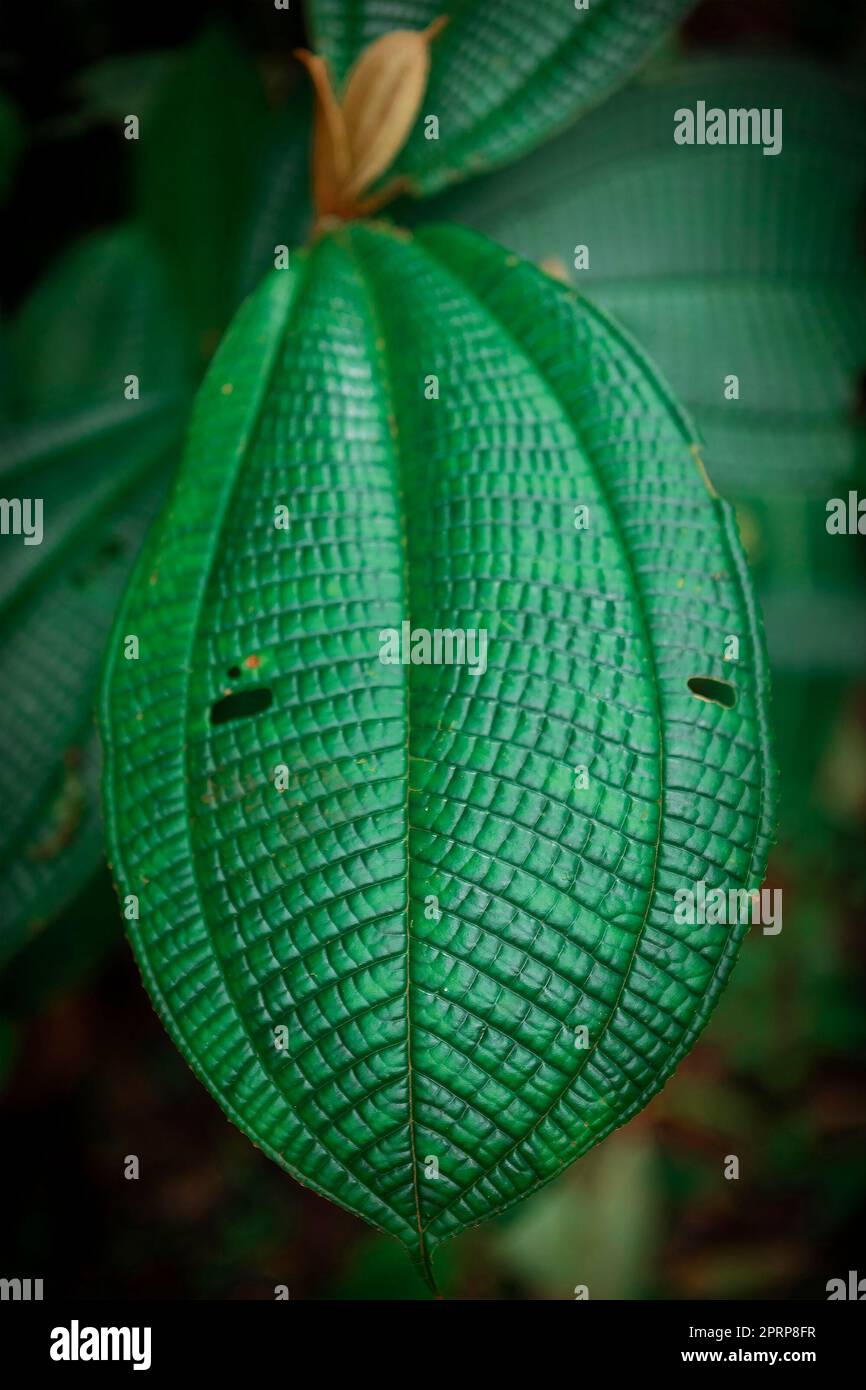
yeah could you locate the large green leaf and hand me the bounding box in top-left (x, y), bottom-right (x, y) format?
top-left (304, 0), bottom-right (693, 194)
top-left (0, 227), bottom-right (190, 963)
top-left (100, 222), bottom-right (774, 1283)
top-left (425, 58), bottom-right (866, 678)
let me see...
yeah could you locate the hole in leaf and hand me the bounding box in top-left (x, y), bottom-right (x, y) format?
top-left (227, 665), bottom-right (241, 679)
top-left (210, 687), bottom-right (273, 725)
top-left (687, 675), bottom-right (737, 709)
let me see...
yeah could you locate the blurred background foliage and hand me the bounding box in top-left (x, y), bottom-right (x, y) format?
top-left (0, 0), bottom-right (864, 1299)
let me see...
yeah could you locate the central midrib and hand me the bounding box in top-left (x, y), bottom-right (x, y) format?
top-left (342, 232), bottom-right (432, 1280)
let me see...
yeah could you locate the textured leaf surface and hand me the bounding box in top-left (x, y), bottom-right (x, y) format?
top-left (304, 0), bottom-right (692, 194)
top-left (427, 58), bottom-right (866, 676)
top-left (0, 227), bottom-right (189, 963)
top-left (100, 222), bottom-right (774, 1278)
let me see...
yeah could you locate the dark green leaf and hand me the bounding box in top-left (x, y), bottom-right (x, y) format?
top-left (12, 226), bottom-right (192, 417)
top-left (0, 227), bottom-right (190, 963)
top-left (100, 222), bottom-right (774, 1280)
top-left (0, 409), bottom-right (183, 967)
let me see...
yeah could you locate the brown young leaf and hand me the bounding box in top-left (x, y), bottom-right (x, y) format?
top-left (297, 18), bottom-right (447, 224)
top-left (341, 19), bottom-right (447, 200)
top-left (294, 49), bottom-right (351, 217)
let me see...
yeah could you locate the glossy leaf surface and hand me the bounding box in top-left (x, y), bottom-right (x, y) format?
top-left (100, 222), bottom-right (774, 1279)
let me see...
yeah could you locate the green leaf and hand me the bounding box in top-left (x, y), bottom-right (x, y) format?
top-left (0, 407), bottom-right (183, 967)
top-left (100, 222), bottom-right (774, 1283)
top-left (304, 0), bottom-right (693, 194)
top-left (424, 57), bottom-right (866, 677)
top-left (135, 25), bottom-right (269, 358)
top-left (11, 226), bottom-right (192, 417)
top-left (0, 226), bottom-right (190, 963)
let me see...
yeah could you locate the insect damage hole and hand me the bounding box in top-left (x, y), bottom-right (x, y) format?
top-left (687, 675), bottom-right (737, 709)
top-left (210, 688), bottom-right (273, 725)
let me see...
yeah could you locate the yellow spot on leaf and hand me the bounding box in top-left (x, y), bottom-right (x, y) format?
top-left (540, 256), bottom-right (572, 286)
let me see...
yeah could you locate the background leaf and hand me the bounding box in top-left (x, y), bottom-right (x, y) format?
top-left (135, 24), bottom-right (270, 359)
top-left (100, 222), bottom-right (773, 1281)
top-left (11, 225), bottom-right (193, 417)
top-left (304, 0), bottom-right (694, 194)
top-left (0, 226), bottom-right (190, 965)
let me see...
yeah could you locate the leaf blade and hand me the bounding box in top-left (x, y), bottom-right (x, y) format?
top-left (100, 222), bottom-right (774, 1271)
top-left (0, 225), bottom-right (190, 963)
